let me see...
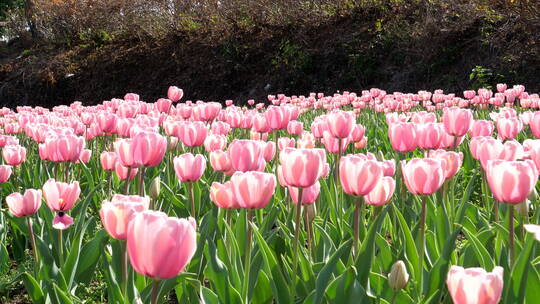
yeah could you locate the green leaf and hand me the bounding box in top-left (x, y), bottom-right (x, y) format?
top-left (315, 239), bottom-right (352, 304)
top-left (394, 205), bottom-right (419, 281)
top-left (75, 229), bottom-right (107, 285)
top-left (21, 272), bottom-right (45, 304)
top-left (201, 286), bottom-right (220, 304)
top-left (504, 233), bottom-right (536, 303)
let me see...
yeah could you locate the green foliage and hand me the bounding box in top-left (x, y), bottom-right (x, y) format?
top-left (469, 65), bottom-right (494, 90)
top-left (271, 39), bottom-right (312, 72)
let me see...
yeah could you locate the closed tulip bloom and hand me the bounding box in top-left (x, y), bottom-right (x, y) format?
top-left (204, 134), bottom-right (227, 152)
top-left (278, 137), bottom-right (296, 151)
top-left (416, 123), bottom-right (442, 150)
top-left (499, 140), bottom-right (524, 161)
top-left (100, 195), bottom-right (149, 240)
top-left (265, 106), bottom-right (287, 130)
top-left (174, 153), bottom-right (206, 182)
top-left (209, 150), bottom-right (232, 172)
top-left (6, 189), bottom-right (42, 217)
top-left (230, 171), bottom-right (276, 209)
top-left (322, 131), bottom-right (350, 154)
top-left (43, 135), bottom-right (85, 163)
top-left (388, 122), bottom-right (417, 152)
top-left (0, 165), bottom-right (12, 182)
top-left (127, 211), bottom-right (197, 279)
top-left (131, 131), bottom-right (167, 167)
top-left (280, 148), bottom-right (327, 188)
top-left (443, 107), bottom-right (473, 136)
top-left (340, 155), bottom-right (383, 196)
top-left (115, 162), bottom-right (139, 180)
top-left (429, 150), bottom-right (463, 179)
top-left (364, 177), bottom-right (395, 206)
top-left (401, 158), bottom-right (445, 195)
top-left (349, 124), bottom-right (366, 142)
top-left (327, 110), bottom-right (355, 138)
top-left (530, 112), bottom-right (540, 138)
top-left (288, 181), bottom-right (321, 205)
top-left (114, 138), bottom-right (135, 167)
top-left (3, 145), bottom-right (26, 166)
top-left (211, 121), bottom-right (231, 136)
top-left (155, 98), bottom-right (172, 113)
top-left (287, 120), bottom-right (303, 136)
top-left (177, 121), bottom-right (208, 147)
top-left (228, 140), bottom-right (265, 172)
top-left (486, 159), bottom-right (538, 204)
top-left (78, 149), bottom-right (92, 163)
top-left (100, 151), bottom-right (118, 171)
top-left (210, 182), bottom-right (239, 209)
top-left (446, 266), bottom-right (503, 304)
top-left (524, 224), bottom-right (540, 241)
top-left (496, 117), bottom-right (522, 140)
top-left (168, 86), bottom-right (184, 102)
top-left (470, 120), bottom-right (494, 137)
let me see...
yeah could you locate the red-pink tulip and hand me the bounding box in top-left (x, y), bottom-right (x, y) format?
top-left (6, 189), bottom-right (42, 217)
top-left (443, 107), bottom-right (473, 136)
top-left (210, 181), bottom-right (239, 209)
top-left (446, 266), bottom-right (503, 304)
top-left (364, 177), bottom-right (395, 206)
top-left (168, 86), bottom-right (184, 102)
top-left (230, 171), bottom-right (276, 209)
top-left (401, 158), bottom-right (445, 195)
top-left (340, 155), bottom-right (383, 196)
top-left (486, 159), bottom-right (538, 204)
top-left (127, 211), bottom-right (196, 279)
top-left (173, 153), bottom-right (206, 182)
top-left (100, 195), bottom-right (149, 240)
top-left (279, 148), bottom-right (327, 188)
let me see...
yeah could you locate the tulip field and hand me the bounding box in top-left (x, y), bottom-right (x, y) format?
top-left (2, 85), bottom-right (540, 304)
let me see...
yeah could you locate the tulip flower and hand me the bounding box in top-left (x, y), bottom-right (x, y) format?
top-left (2, 144), bottom-right (26, 166)
top-left (174, 153), bottom-right (206, 217)
top-left (168, 86), bottom-right (184, 102)
top-left (210, 181), bottom-right (239, 209)
top-left (228, 139), bottom-right (265, 172)
top-left (469, 120), bottom-right (494, 137)
top-left (364, 177), bottom-right (395, 206)
top-left (524, 224), bottom-right (540, 241)
top-left (127, 211), bottom-right (196, 304)
top-left (443, 107), bottom-right (473, 137)
top-left (388, 122), bottom-right (417, 153)
top-left (0, 165), bottom-right (12, 183)
top-left (446, 266), bottom-right (503, 304)
top-left (326, 110), bottom-right (355, 138)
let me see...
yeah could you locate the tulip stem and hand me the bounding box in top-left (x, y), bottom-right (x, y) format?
top-left (292, 188), bottom-right (303, 300)
top-left (494, 201), bottom-right (499, 223)
top-left (391, 290), bottom-right (398, 304)
top-left (188, 182), bottom-right (195, 218)
top-left (417, 195), bottom-right (427, 295)
top-left (509, 205), bottom-right (515, 266)
top-left (243, 209), bottom-right (253, 303)
top-left (151, 279), bottom-right (160, 304)
top-left (26, 217), bottom-right (39, 275)
top-left (58, 229), bottom-right (64, 267)
top-left (124, 167), bottom-right (131, 195)
top-left (353, 196), bottom-right (364, 258)
top-left (121, 240), bottom-right (128, 298)
top-left (305, 208), bottom-right (313, 260)
top-left (138, 167), bottom-right (146, 196)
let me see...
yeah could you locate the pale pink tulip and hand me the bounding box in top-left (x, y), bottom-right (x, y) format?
top-left (173, 153), bottom-right (206, 182)
top-left (446, 266), bottom-right (503, 304)
top-left (364, 177), bottom-right (395, 206)
top-left (388, 122), bottom-right (417, 152)
top-left (443, 107), bottom-right (473, 136)
top-left (6, 189), bottom-right (42, 217)
top-left (288, 181), bottom-right (320, 205)
top-left (486, 159), bottom-right (538, 204)
top-left (0, 165), bottom-right (12, 182)
top-left (340, 155), bottom-right (383, 196)
top-left (2, 145), bottom-right (26, 166)
top-left (210, 182), bottom-right (239, 209)
top-left (230, 171), bottom-right (276, 209)
top-left (100, 195), bottom-right (149, 239)
top-left (401, 158), bottom-right (445, 195)
top-left (280, 148), bottom-right (327, 188)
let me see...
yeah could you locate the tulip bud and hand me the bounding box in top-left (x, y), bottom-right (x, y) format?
top-left (305, 204), bottom-right (317, 223)
top-left (529, 188), bottom-right (538, 202)
top-left (149, 176), bottom-right (161, 200)
top-left (515, 200), bottom-right (530, 217)
top-left (388, 260), bottom-right (409, 291)
top-left (377, 150), bottom-right (385, 162)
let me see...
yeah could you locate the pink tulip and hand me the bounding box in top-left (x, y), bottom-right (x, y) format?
top-left (210, 182), bottom-right (239, 209)
top-left (204, 134), bottom-right (227, 152)
top-left (2, 145), bottom-right (26, 166)
top-left (168, 86), bottom-right (184, 102)
top-left (100, 195), bottom-right (149, 240)
top-left (6, 189), bottom-right (42, 217)
top-left (78, 149), bottom-right (92, 164)
top-left (43, 179), bottom-right (80, 212)
top-left (388, 122), bottom-right (417, 152)
top-left (279, 148), bottom-right (327, 188)
top-left (131, 131), bottom-right (167, 167)
top-left (211, 121), bottom-right (231, 136)
top-left (349, 124), bottom-right (366, 142)
top-left (287, 120), bottom-right (303, 136)
top-left (288, 181), bottom-right (320, 205)
top-left (230, 171), bottom-right (276, 209)
top-left (278, 137), bottom-right (296, 151)
top-left (443, 107), bottom-right (473, 136)
top-left (326, 110), bottom-right (355, 138)
top-left (227, 140), bottom-right (265, 172)
top-left (429, 150), bottom-right (463, 179)
top-left (486, 159), bottom-right (538, 204)
top-left (530, 112), bottom-right (540, 138)
top-left (364, 177), bottom-right (395, 206)
top-left (340, 155), bottom-right (383, 196)
top-left (177, 121), bottom-right (208, 147)
top-left (265, 106), bottom-right (288, 130)
top-left (446, 266), bottom-right (503, 304)
top-left (100, 151), bottom-right (118, 171)
top-left (115, 162), bottom-right (138, 180)
top-left (156, 98), bottom-right (172, 113)
top-left (416, 123), bottom-right (442, 150)
top-left (322, 131), bottom-right (350, 154)
top-left (401, 158), bottom-right (445, 195)
top-left (209, 150), bottom-right (232, 172)
top-left (42, 135), bottom-right (85, 163)
top-left (469, 120), bottom-right (494, 137)
top-left (262, 141), bottom-right (276, 162)
top-left (0, 165), bottom-right (12, 182)
top-left (173, 153), bottom-right (206, 182)
top-left (127, 211), bottom-right (196, 279)
top-left (496, 117), bottom-right (522, 140)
